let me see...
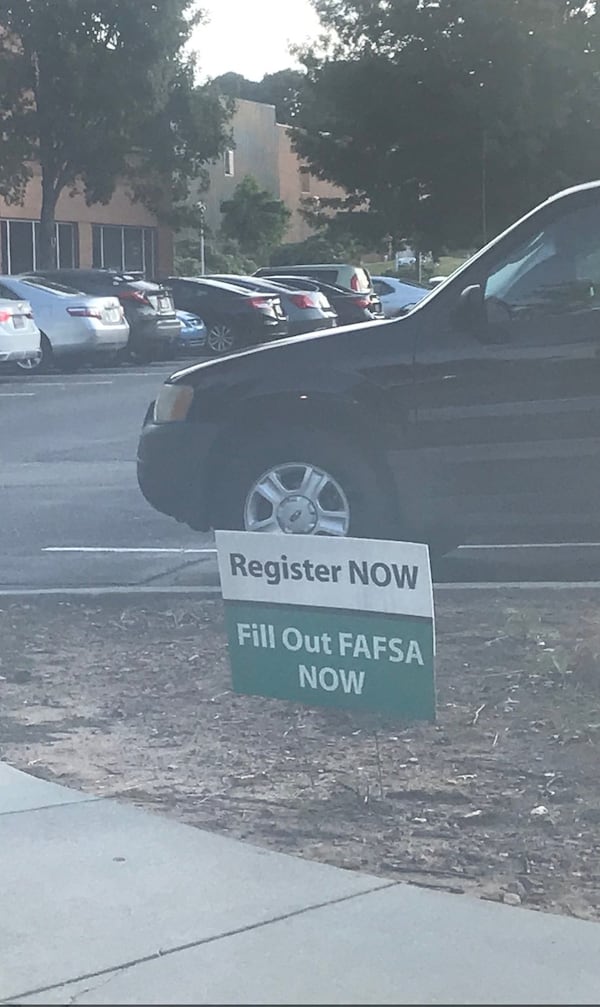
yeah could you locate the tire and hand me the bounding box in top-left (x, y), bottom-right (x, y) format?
top-left (215, 429), bottom-right (396, 540)
top-left (206, 322), bottom-right (239, 356)
top-left (15, 333), bottom-right (53, 374)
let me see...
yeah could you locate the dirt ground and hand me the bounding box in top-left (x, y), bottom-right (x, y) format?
top-left (2, 590), bottom-right (600, 921)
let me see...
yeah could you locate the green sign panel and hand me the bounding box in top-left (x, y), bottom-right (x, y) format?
top-left (216, 532), bottom-right (436, 721)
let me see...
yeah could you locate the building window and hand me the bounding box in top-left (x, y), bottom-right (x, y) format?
top-left (91, 225), bottom-right (157, 276)
top-left (300, 167), bottom-right (311, 194)
top-left (0, 219), bottom-right (79, 272)
top-left (224, 148), bottom-right (235, 177)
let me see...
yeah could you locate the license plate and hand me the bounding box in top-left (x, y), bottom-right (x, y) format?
top-left (274, 303), bottom-right (284, 318)
top-left (105, 308), bottom-right (121, 323)
top-left (13, 315), bottom-right (25, 329)
top-left (158, 297), bottom-right (171, 312)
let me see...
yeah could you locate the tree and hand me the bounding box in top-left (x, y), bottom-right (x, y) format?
top-left (220, 175), bottom-right (291, 261)
top-left (0, 0), bottom-right (230, 267)
top-left (213, 68), bottom-right (306, 124)
top-left (293, 0), bottom-right (600, 253)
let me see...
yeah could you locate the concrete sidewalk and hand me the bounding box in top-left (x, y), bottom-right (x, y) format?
top-left (2, 763), bottom-right (600, 1005)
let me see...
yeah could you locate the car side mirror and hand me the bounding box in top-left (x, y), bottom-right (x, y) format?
top-left (455, 284), bottom-right (510, 344)
top-left (454, 284), bottom-right (486, 330)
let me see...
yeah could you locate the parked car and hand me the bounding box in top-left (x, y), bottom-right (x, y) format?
top-left (264, 274), bottom-right (384, 325)
top-left (31, 269), bottom-right (179, 362)
top-left (371, 275), bottom-right (429, 317)
top-left (209, 274), bottom-right (337, 336)
top-left (0, 275), bottom-right (128, 372)
top-left (138, 181), bottom-right (600, 551)
top-left (163, 277), bottom-right (289, 355)
top-left (175, 309), bottom-right (207, 354)
top-left (0, 295), bottom-right (41, 369)
top-left (255, 262), bottom-right (373, 294)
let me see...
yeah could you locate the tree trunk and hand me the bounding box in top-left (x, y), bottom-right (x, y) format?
top-left (37, 169), bottom-right (58, 269)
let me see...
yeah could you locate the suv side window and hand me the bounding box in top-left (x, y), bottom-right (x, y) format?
top-left (483, 203), bottom-right (600, 344)
top-left (373, 279), bottom-right (393, 296)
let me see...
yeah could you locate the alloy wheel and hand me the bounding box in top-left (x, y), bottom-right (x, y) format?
top-left (244, 461), bottom-right (351, 536)
top-left (207, 323), bottom-right (235, 355)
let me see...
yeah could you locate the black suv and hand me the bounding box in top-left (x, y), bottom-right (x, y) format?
top-left (32, 269), bottom-right (180, 362)
top-left (163, 277), bottom-right (289, 355)
top-left (138, 181), bottom-right (600, 550)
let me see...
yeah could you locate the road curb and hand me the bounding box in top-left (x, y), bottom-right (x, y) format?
top-left (3, 581), bottom-right (600, 600)
top-left (0, 585), bottom-right (222, 599)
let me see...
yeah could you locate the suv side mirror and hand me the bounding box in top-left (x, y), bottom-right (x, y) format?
top-left (454, 284), bottom-right (486, 330)
top-left (455, 284), bottom-right (511, 344)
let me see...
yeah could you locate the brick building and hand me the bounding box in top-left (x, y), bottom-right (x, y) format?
top-left (0, 164), bottom-right (173, 276)
top-left (197, 98), bottom-right (345, 245)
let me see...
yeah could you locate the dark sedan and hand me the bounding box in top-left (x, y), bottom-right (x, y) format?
top-left (208, 274), bottom-right (338, 336)
top-left (163, 277), bottom-right (289, 355)
top-left (262, 274), bottom-right (384, 325)
top-left (138, 181), bottom-right (600, 552)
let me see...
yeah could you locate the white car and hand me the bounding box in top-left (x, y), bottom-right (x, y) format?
top-left (0, 297), bottom-right (41, 367)
top-left (371, 275), bottom-right (429, 318)
top-left (0, 275), bottom-right (129, 372)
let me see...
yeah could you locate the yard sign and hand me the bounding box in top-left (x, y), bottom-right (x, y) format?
top-left (216, 531), bottom-right (436, 721)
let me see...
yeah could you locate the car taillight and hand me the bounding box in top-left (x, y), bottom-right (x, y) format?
top-left (248, 296), bottom-right (271, 309)
top-left (120, 290), bottom-right (151, 306)
top-left (351, 275), bottom-right (360, 291)
top-left (67, 306), bottom-right (102, 319)
top-left (289, 294), bottom-right (315, 309)
top-left (0, 310), bottom-right (12, 323)
top-left (352, 296), bottom-right (370, 309)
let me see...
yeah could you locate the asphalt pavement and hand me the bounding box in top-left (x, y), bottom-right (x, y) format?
top-left (3, 360), bottom-right (600, 591)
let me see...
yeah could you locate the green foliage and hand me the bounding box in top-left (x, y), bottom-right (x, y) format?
top-left (213, 68), bottom-right (306, 124)
top-left (294, 0), bottom-right (600, 252)
top-left (220, 175), bottom-right (291, 261)
top-left (174, 234), bottom-right (257, 275)
top-left (268, 231), bottom-right (362, 267)
top-left (0, 0), bottom-right (230, 266)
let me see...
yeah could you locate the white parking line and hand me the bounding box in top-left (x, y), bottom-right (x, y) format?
top-left (438, 582), bottom-right (600, 589)
top-left (8, 380), bottom-right (114, 387)
top-left (43, 546), bottom-right (217, 554)
top-left (0, 392), bottom-right (36, 397)
top-left (459, 542), bottom-right (600, 550)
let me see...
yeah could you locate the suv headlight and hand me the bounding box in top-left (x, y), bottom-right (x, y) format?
top-left (153, 383), bottom-right (194, 423)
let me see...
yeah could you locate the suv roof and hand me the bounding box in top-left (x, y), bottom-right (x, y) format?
top-left (256, 263), bottom-right (372, 293)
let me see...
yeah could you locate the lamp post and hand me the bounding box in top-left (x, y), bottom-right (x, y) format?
top-left (196, 201), bottom-right (206, 275)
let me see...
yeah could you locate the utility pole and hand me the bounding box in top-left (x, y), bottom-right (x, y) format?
top-left (481, 129), bottom-right (488, 246)
top-left (196, 201), bottom-right (206, 275)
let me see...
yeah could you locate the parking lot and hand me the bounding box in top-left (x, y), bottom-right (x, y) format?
top-left (4, 358), bottom-right (600, 592)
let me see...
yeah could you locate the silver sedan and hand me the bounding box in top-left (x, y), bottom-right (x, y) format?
top-left (0, 298), bottom-right (41, 366)
top-left (0, 275), bottom-right (129, 372)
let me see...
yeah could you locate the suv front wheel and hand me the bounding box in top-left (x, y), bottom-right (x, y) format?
top-left (214, 430), bottom-right (396, 540)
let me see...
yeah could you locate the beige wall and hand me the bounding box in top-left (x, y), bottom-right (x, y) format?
top-left (277, 124), bottom-right (346, 244)
top-left (183, 100), bottom-right (349, 250)
top-left (0, 165), bottom-right (173, 274)
top-left (192, 98), bottom-right (280, 236)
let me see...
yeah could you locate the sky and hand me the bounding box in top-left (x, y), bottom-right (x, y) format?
top-left (191, 0), bottom-right (322, 81)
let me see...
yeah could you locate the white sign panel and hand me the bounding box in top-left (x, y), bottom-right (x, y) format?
top-left (215, 531), bottom-right (434, 619)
